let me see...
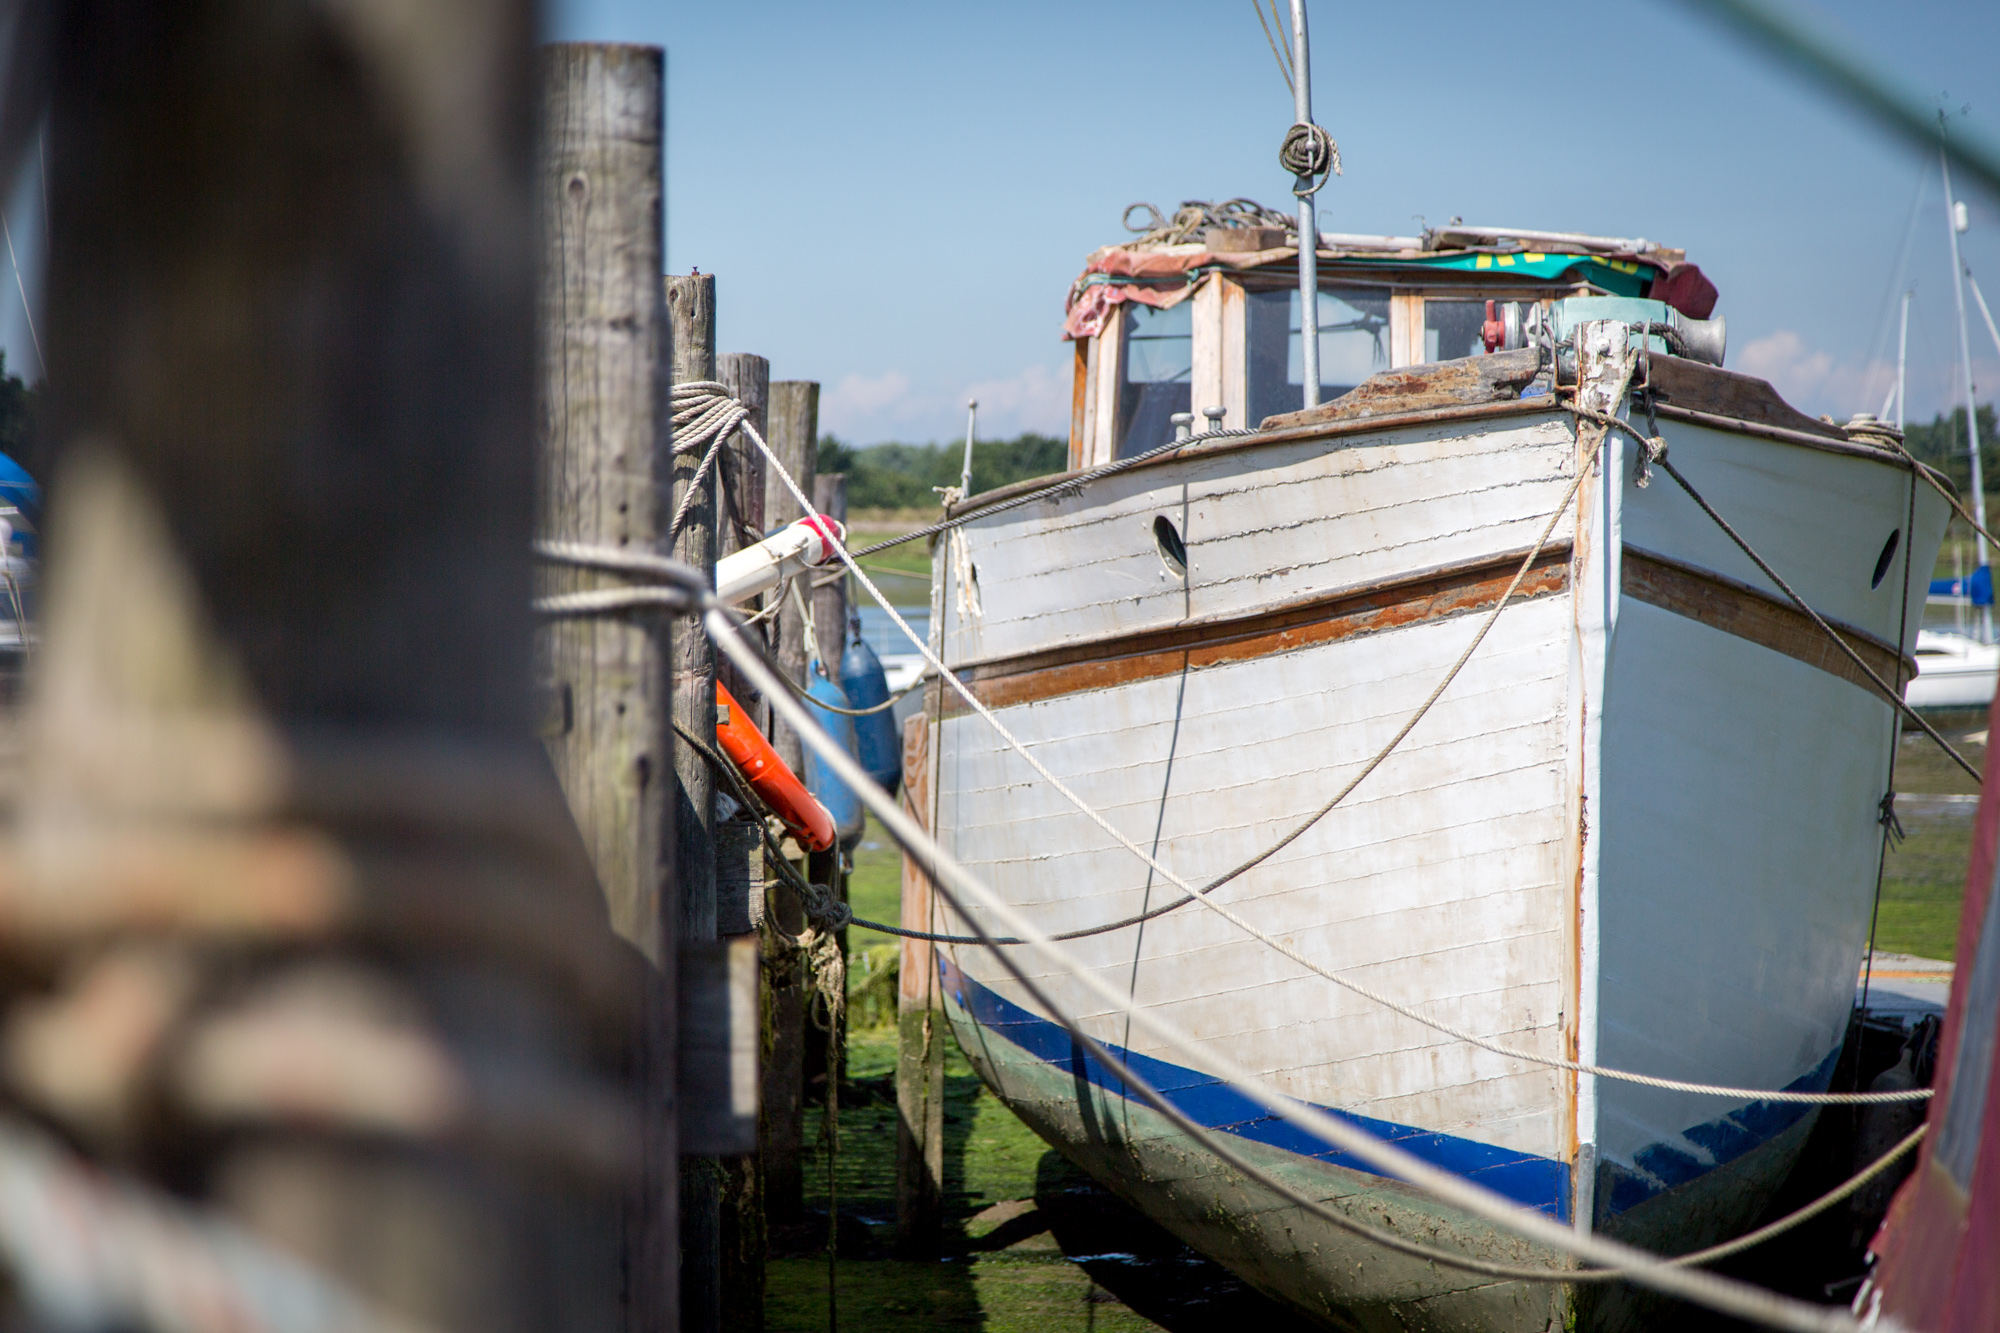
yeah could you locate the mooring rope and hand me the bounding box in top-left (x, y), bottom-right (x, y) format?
top-left (609, 386), bottom-right (1938, 1107)
top-left (709, 606), bottom-right (1887, 1333)
top-left (1571, 404), bottom-right (1979, 782)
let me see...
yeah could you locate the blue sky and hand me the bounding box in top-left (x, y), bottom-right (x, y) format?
top-left (1, 0), bottom-right (1993, 448)
top-left (539, 0), bottom-right (2000, 446)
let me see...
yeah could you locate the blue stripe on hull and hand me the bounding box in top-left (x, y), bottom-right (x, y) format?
top-left (944, 957), bottom-right (1844, 1226)
top-left (941, 955), bottom-right (1572, 1219)
top-left (1596, 1046), bottom-right (1839, 1219)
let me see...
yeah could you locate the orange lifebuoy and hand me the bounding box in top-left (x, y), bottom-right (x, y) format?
top-left (715, 682), bottom-right (836, 852)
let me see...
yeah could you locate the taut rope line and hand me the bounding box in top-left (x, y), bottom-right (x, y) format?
top-left (708, 603), bottom-right (1888, 1333)
top-left (634, 388), bottom-right (1925, 1108)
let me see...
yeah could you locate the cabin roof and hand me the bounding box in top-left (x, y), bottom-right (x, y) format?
top-left (1064, 207), bottom-right (1712, 342)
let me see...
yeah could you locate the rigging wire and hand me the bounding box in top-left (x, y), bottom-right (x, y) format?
top-left (1250, 0), bottom-right (1293, 96)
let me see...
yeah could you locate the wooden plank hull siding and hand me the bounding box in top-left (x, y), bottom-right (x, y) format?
top-left (925, 403), bottom-right (1951, 1331)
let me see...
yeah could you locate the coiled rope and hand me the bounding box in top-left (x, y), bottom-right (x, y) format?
top-left (1279, 121), bottom-right (1339, 196)
top-left (666, 380), bottom-right (754, 547)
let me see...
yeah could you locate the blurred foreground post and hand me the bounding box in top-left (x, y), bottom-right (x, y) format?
top-left (535, 43), bottom-right (677, 1331)
top-left (664, 274), bottom-right (721, 1333)
top-left (759, 381), bottom-right (818, 1229)
top-left (10, 4), bottom-right (644, 1332)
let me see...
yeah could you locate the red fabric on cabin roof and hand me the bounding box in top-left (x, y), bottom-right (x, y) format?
top-left (1063, 245), bottom-right (1300, 341)
top-left (1868, 693), bottom-right (2000, 1331)
top-left (1646, 262), bottom-right (1719, 320)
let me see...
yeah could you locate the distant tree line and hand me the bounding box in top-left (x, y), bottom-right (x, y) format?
top-left (0, 352), bottom-right (39, 479)
top-left (816, 432), bottom-right (1067, 510)
top-left (1905, 403), bottom-right (1999, 496)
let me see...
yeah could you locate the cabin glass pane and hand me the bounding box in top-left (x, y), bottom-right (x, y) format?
top-left (1118, 302), bottom-right (1192, 457)
top-left (1244, 287), bottom-right (1391, 423)
top-left (1424, 298), bottom-right (1489, 362)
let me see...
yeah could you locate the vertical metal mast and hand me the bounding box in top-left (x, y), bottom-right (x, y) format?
top-left (1895, 289), bottom-right (1910, 432)
top-left (1290, 0), bottom-right (1319, 410)
top-left (1943, 139), bottom-right (1991, 637)
top-left (959, 399), bottom-right (978, 497)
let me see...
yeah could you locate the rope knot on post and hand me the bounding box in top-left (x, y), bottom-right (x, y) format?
top-left (1279, 122), bottom-right (1339, 197)
top-left (668, 381), bottom-right (756, 545)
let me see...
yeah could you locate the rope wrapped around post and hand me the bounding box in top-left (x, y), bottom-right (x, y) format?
top-left (667, 381), bottom-right (755, 547)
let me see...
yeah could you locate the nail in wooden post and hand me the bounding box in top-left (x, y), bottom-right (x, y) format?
top-left (665, 273), bottom-right (720, 1333)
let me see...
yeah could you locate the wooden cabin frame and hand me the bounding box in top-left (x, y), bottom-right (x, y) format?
top-left (1069, 271), bottom-right (1605, 470)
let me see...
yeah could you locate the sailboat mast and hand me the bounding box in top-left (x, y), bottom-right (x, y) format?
top-left (1291, 0), bottom-right (1319, 409)
top-left (1943, 144), bottom-right (1989, 582)
top-left (1896, 289), bottom-right (1910, 431)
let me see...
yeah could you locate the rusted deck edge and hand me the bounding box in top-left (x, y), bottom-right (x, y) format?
top-left (947, 377), bottom-right (1945, 537)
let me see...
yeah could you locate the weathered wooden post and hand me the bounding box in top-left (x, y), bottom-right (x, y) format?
top-left (713, 349), bottom-right (767, 1331)
top-left (664, 273), bottom-right (721, 1333)
top-left (759, 380), bottom-right (817, 1227)
top-left (894, 714), bottom-right (946, 1257)
top-left (810, 472), bottom-right (849, 677)
top-left (535, 42), bottom-right (678, 1331)
top-left (5, 5), bottom-right (642, 1333)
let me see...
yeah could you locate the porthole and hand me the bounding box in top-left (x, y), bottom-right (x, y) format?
top-left (1153, 515), bottom-right (1188, 578)
top-left (1871, 529), bottom-right (1901, 590)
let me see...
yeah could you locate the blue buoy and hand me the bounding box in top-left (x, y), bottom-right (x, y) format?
top-left (803, 663), bottom-right (866, 849)
top-left (840, 614), bottom-right (902, 797)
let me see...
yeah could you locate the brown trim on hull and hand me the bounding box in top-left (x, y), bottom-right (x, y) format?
top-left (940, 546), bottom-right (1572, 717)
top-left (935, 543), bottom-right (1914, 719)
top-left (1620, 547), bottom-right (1913, 694)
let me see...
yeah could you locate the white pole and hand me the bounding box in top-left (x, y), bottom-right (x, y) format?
top-left (1290, 0), bottom-right (1319, 410)
top-left (1878, 290), bottom-right (1908, 425)
top-left (1943, 143), bottom-right (1991, 638)
top-left (1970, 274), bottom-right (2000, 367)
top-left (959, 398), bottom-right (977, 497)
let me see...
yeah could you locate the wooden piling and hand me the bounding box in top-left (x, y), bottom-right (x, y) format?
top-left (536, 43), bottom-right (677, 1332)
top-left (894, 714), bottom-right (946, 1257)
top-left (758, 381), bottom-right (818, 1228)
top-left (763, 382), bottom-right (819, 778)
top-left (20, 7), bottom-right (639, 1332)
top-left (665, 273), bottom-right (721, 1333)
top-left (713, 350), bottom-right (769, 1332)
top-left (811, 472), bottom-right (849, 676)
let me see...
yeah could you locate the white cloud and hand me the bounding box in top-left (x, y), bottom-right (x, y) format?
top-left (1733, 329), bottom-right (2000, 425)
top-left (819, 360), bottom-right (1072, 444)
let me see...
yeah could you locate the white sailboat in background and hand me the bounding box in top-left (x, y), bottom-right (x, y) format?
top-left (1908, 141), bottom-right (2000, 711)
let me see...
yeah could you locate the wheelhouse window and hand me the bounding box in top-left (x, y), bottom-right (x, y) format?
top-left (1423, 299), bottom-right (1489, 362)
top-left (1117, 302), bottom-right (1193, 458)
top-left (1246, 286), bottom-right (1391, 424)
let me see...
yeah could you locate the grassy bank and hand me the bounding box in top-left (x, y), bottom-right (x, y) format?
top-left (1878, 719), bottom-right (1985, 959)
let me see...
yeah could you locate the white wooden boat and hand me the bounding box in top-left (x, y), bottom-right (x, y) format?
top-left (1906, 628), bottom-right (1999, 711)
top-left (911, 227), bottom-right (1950, 1331)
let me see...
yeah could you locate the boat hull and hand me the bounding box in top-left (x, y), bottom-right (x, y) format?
top-left (921, 391), bottom-right (1948, 1330)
